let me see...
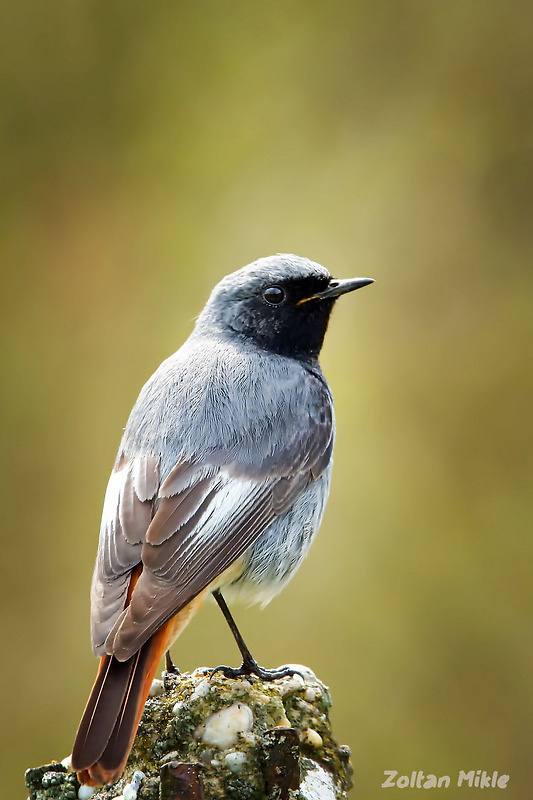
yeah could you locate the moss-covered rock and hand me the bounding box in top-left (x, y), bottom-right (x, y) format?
top-left (26, 665), bottom-right (353, 799)
top-left (25, 763), bottom-right (79, 800)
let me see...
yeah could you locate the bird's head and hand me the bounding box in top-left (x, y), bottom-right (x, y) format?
top-left (195, 254), bottom-right (374, 359)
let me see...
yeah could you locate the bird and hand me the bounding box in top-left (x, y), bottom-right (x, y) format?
top-left (71, 253), bottom-right (374, 786)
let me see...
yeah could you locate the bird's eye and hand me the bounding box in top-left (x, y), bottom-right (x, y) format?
top-left (262, 286), bottom-right (285, 305)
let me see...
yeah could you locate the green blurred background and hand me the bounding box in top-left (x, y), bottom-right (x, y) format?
top-left (1, 1), bottom-right (532, 797)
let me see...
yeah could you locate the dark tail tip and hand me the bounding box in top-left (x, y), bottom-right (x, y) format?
top-left (72, 647), bottom-right (153, 785)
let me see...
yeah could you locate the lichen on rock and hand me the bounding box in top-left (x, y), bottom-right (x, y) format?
top-left (26, 665), bottom-right (353, 799)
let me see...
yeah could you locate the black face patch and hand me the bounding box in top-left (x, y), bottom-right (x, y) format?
top-left (267, 275), bottom-right (331, 306)
top-left (230, 275), bottom-right (336, 359)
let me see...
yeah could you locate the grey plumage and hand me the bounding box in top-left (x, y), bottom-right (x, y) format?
top-left (73, 254), bottom-right (374, 786)
top-left (89, 254), bottom-right (370, 663)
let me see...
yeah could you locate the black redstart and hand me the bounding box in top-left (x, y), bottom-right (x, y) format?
top-left (72, 253), bottom-right (374, 785)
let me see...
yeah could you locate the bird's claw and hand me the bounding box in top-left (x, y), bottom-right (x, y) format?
top-left (164, 651), bottom-right (180, 676)
top-left (209, 659), bottom-right (304, 682)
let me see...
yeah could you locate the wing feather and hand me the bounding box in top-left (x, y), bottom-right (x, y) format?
top-left (146, 474), bottom-right (219, 545)
top-left (132, 455), bottom-right (159, 501)
top-left (119, 469), bottom-right (152, 545)
top-left (91, 458), bottom-right (156, 655)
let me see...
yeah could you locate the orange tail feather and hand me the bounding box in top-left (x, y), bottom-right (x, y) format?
top-left (72, 622), bottom-right (170, 786)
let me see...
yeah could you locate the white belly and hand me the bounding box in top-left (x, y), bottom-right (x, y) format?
top-left (221, 465), bottom-right (332, 606)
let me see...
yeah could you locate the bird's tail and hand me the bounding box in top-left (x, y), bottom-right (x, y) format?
top-left (71, 623), bottom-right (169, 787)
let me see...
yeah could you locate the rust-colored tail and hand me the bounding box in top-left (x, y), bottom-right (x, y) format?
top-left (72, 625), bottom-right (169, 787)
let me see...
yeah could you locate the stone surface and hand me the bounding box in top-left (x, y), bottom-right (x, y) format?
top-left (26, 665), bottom-right (353, 799)
top-left (195, 702), bottom-right (254, 749)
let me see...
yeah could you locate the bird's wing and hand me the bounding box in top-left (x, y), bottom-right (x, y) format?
top-left (91, 402), bottom-right (333, 662)
top-left (90, 455), bottom-right (159, 655)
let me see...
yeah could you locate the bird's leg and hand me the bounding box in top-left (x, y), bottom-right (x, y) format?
top-left (164, 650), bottom-right (180, 675)
top-left (210, 590), bottom-right (302, 681)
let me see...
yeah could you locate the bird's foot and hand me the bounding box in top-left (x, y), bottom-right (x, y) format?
top-left (209, 657), bottom-right (303, 682)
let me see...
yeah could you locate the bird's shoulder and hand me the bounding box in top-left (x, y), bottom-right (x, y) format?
top-left (121, 333), bottom-right (333, 472)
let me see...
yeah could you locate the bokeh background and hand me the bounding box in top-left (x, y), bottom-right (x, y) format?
top-left (2, 2), bottom-right (532, 797)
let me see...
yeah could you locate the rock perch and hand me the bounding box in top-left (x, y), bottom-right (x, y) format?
top-left (26, 664), bottom-right (353, 799)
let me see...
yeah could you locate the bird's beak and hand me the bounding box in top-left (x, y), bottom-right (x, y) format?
top-left (298, 277), bottom-right (375, 305)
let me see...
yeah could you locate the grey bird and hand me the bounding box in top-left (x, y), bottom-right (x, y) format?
top-left (71, 253), bottom-right (374, 786)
